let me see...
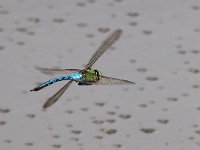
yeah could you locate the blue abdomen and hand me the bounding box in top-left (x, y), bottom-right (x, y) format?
top-left (31, 73), bottom-right (82, 91)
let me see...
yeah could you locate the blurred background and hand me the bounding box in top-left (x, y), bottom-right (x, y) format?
top-left (1, 0), bottom-right (200, 150)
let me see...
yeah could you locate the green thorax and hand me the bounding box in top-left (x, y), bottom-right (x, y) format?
top-left (81, 68), bottom-right (102, 82)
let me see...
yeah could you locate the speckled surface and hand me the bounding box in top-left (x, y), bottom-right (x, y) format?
top-left (1, 0), bottom-right (200, 150)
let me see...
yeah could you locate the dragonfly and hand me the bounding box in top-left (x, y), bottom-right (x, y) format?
top-left (31, 29), bottom-right (135, 109)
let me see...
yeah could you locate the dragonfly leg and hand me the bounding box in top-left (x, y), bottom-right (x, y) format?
top-left (78, 81), bottom-right (93, 85)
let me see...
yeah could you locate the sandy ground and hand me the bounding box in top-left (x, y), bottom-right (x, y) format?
top-left (1, 0), bottom-right (200, 150)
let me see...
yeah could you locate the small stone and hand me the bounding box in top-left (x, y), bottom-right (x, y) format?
top-left (140, 128), bottom-right (155, 134)
top-left (105, 129), bottom-right (117, 135)
top-left (71, 130), bottom-right (81, 135)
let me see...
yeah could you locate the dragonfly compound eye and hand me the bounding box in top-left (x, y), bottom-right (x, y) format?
top-left (94, 70), bottom-right (100, 80)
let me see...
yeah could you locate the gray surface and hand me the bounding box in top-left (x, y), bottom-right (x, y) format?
top-left (1, 0), bottom-right (200, 150)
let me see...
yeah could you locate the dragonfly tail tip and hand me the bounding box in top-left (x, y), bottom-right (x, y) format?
top-left (30, 89), bottom-right (36, 92)
top-left (30, 86), bottom-right (42, 92)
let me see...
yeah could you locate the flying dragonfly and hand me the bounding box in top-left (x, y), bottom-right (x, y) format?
top-left (31, 29), bottom-right (135, 109)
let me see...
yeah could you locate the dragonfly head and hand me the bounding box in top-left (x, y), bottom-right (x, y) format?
top-left (82, 68), bottom-right (102, 81)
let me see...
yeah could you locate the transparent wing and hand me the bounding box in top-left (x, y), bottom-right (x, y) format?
top-left (85, 29), bottom-right (123, 69)
top-left (35, 67), bottom-right (81, 75)
top-left (95, 76), bottom-right (135, 85)
top-left (43, 80), bottom-right (73, 109)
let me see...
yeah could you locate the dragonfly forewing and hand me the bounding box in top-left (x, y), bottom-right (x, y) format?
top-left (35, 66), bottom-right (81, 75)
top-left (85, 29), bottom-right (123, 69)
